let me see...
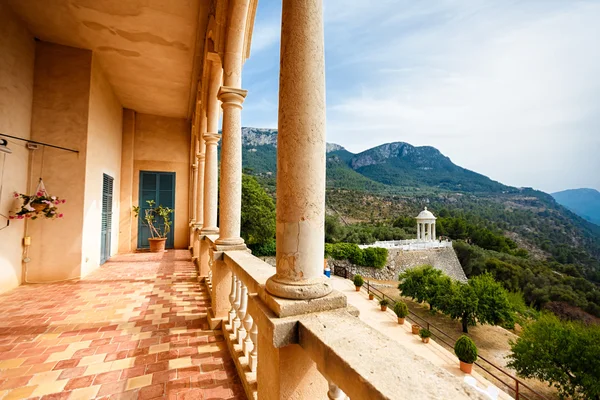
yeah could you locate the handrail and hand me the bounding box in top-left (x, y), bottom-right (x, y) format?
top-left (333, 265), bottom-right (547, 400)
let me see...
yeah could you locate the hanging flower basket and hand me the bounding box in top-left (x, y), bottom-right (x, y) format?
top-left (10, 180), bottom-right (65, 220)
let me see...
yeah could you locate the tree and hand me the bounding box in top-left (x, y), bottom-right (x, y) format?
top-left (507, 313), bottom-right (600, 399)
top-left (241, 174), bottom-right (275, 245)
top-left (439, 273), bottom-right (514, 333)
top-left (398, 265), bottom-right (447, 308)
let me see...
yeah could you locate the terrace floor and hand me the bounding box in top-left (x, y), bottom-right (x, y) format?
top-left (0, 250), bottom-right (244, 400)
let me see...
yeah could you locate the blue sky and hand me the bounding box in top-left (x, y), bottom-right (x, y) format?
top-left (241, 0), bottom-right (600, 194)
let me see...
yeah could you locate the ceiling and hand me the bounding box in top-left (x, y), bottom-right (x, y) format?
top-left (8, 0), bottom-right (210, 119)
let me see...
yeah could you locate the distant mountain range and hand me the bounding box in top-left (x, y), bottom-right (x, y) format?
top-left (240, 127), bottom-right (600, 282)
top-left (552, 188), bottom-right (600, 226)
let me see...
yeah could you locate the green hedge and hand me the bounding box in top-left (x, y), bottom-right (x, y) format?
top-left (325, 243), bottom-right (388, 269)
top-left (249, 239), bottom-right (276, 257)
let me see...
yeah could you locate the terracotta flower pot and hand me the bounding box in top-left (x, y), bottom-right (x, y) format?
top-left (459, 361), bottom-right (473, 374)
top-left (148, 238), bottom-right (167, 253)
top-left (411, 325), bottom-right (420, 335)
top-left (397, 317), bottom-right (405, 325)
top-left (380, 305), bottom-right (387, 312)
top-left (355, 286), bottom-right (361, 292)
top-left (32, 203), bottom-right (48, 212)
top-left (422, 337), bottom-right (430, 344)
top-left (369, 294), bottom-right (375, 300)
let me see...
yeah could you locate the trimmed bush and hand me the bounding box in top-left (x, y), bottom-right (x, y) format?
top-left (353, 275), bottom-right (364, 287)
top-left (454, 335), bottom-right (478, 364)
top-left (419, 328), bottom-right (432, 339)
top-left (393, 302), bottom-right (409, 318)
top-left (325, 243), bottom-right (388, 268)
top-left (379, 298), bottom-right (390, 307)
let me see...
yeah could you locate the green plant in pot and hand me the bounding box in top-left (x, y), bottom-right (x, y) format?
top-left (393, 302), bottom-right (409, 325)
top-left (353, 275), bottom-right (364, 292)
top-left (379, 298), bottom-right (389, 311)
top-left (133, 200), bottom-right (173, 253)
top-left (454, 335), bottom-right (478, 374)
top-left (419, 328), bottom-right (432, 343)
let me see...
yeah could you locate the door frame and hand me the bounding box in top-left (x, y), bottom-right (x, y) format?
top-left (137, 171), bottom-right (176, 249)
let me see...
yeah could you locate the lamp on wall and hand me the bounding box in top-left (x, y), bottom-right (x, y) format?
top-left (0, 138), bottom-right (12, 154)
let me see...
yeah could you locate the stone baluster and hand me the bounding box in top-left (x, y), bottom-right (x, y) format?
top-left (228, 274), bottom-right (238, 327)
top-left (249, 320), bottom-right (258, 372)
top-left (327, 381), bottom-right (349, 400)
top-left (236, 284), bottom-right (248, 344)
top-left (242, 312), bottom-right (253, 358)
top-left (232, 278), bottom-right (243, 334)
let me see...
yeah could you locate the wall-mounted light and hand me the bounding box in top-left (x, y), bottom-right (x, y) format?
top-left (0, 138), bottom-right (12, 154)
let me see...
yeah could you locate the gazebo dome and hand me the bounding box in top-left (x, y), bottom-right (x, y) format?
top-left (416, 207), bottom-right (436, 220)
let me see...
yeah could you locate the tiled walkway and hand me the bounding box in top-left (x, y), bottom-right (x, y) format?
top-left (0, 250), bottom-right (244, 400)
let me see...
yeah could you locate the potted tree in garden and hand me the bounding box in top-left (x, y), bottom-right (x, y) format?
top-left (419, 328), bottom-right (432, 343)
top-left (454, 335), bottom-right (478, 374)
top-left (379, 298), bottom-right (389, 311)
top-left (353, 275), bottom-right (364, 292)
top-left (133, 200), bottom-right (173, 253)
top-left (393, 302), bottom-right (409, 324)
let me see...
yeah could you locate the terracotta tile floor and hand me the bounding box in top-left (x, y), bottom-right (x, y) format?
top-left (0, 250), bottom-right (244, 400)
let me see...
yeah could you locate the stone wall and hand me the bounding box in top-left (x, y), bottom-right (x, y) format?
top-left (328, 247), bottom-right (468, 282)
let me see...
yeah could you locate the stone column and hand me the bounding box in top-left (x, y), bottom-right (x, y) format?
top-left (428, 223), bottom-right (433, 242)
top-left (433, 223), bottom-right (436, 241)
top-left (265, 0), bottom-right (331, 300)
top-left (416, 223), bottom-right (420, 240)
top-left (215, 87), bottom-right (247, 246)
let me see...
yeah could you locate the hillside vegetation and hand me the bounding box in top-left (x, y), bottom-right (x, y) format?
top-left (240, 127), bottom-right (600, 321)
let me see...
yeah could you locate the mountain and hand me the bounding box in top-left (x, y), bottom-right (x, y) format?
top-left (241, 127), bottom-right (600, 277)
top-left (552, 188), bottom-right (600, 226)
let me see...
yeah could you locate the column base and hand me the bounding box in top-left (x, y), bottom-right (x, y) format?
top-left (215, 236), bottom-right (245, 246)
top-left (200, 227), bottom-right (219, 235)
top-left (266, 275), bottom-right (332, 300)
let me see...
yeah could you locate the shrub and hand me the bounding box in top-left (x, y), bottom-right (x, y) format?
top-left (393, 302), bottom-right (409, 318)
top-left (353, 275), bottom-right (364, 287)
top-left (248, 238), bottom-right (276, 257)
top-left (454, 335), bottom-right (478, 364)
top-left (325, 243), bottom-right (388, 268)
top-left (379, 299), bottom-right (389, 307)
top-left (419, 328), bottom-right (432, 338)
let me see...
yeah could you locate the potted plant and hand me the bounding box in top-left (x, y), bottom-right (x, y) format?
top-left (411, 324), bottom-right (421, 335)
top-left (393, 302), bottom-right (409, 325)
top-left (369, 292), bottom-right (375, 300)
top-left (454, 335), bottom-right (478, 374)
top-left (419, 328), bottom-right (432, 343)
top-left (353, 275), bottom-right (364, 292)
top-left (133, 200), bottom-right (173, 253)
top-left (11, 190), bottom-right (65, 220)
top-left (379, 298), bottom-right (389, 311)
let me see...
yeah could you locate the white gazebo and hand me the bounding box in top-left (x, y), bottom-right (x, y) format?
top-left (416, 207), bottom-right (437, 242)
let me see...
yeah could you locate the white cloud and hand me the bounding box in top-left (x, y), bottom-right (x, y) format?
top-left (324, 0), bottom-right (600, 192)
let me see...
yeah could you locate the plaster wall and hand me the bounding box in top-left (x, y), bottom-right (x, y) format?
top-left (26, 42), bottom-right (92, 282)
top-left (0, 4), bottom-right (35, 293)
top-left (118, 109), bottom-right (136, 253)
top-left (81, 55), bottom-right (123, 276)
top-left (128, 113), bottom-right (190, 250)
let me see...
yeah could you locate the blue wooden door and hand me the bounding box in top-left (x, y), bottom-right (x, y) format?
top-left (138, 171), bottom-right (175, 249)
top-left (100, 174), bottom-right (114, 264)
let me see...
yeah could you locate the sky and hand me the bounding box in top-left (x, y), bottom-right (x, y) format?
top-left (241, 0), bottom-right (600, 194)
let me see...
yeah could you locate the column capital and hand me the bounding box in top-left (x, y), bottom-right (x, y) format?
top-left (218, 86), bottom-right (247, 109)
top-left (203, 132), bottom-right (221, 145)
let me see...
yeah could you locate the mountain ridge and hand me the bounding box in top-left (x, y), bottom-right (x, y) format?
top-left (552, 188), bottom-right (600, 226)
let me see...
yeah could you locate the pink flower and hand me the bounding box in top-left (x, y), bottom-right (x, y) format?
top-left (13, 192), bottom-right (19, 198)
top-left (62, 199), bottom-right (66, 204)
top-left (36, 191), bottom-right (43, 196)
top-left (17, 215), bottom-right (24, 220)
top-left (58, 213), bottom-right (64, 218)
top-left (9, 216), bottom-right (15, 219)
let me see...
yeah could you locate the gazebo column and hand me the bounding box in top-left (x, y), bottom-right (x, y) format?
top-left (417, 223), bottom-right (421, 240)
top-left (433, 223), bottom-right (436, 241)
top-left (265, 0), bottom-right (331, 301)
top-left (428, 223), bottom-right (433, 242)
